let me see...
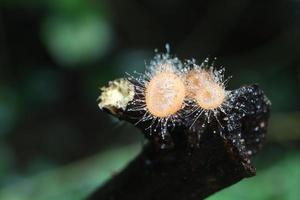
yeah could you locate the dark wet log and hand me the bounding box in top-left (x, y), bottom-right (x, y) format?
top-left (88, 132), bottom-right (255, 200)
top-left (88, 84), bottom-right (270, 200)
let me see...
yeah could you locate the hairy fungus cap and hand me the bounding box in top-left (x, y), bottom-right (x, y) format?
top-left (186, 69), bottom-right (225, 110)
top-left (145, 71), bottom-right (186, 118)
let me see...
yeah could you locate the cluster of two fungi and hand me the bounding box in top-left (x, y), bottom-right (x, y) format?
top-left (99, 48), bottom-right (271, 162)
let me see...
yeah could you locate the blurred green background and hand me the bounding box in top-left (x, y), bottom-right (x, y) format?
top-left (0, 0), bottom-right (299, 199)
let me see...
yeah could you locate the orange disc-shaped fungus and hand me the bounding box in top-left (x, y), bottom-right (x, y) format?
top-left (186, 69), bottom-right (225, 110)
top-left (145, 72), bottom-right (186, 118)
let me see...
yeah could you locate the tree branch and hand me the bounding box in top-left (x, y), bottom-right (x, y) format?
top-left (88, 79), bottom-right (270, 200)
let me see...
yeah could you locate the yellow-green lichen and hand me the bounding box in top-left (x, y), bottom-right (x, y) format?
top-left (98, 78), bottom-right (134, 114)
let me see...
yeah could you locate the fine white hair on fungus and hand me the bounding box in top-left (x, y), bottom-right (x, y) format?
top-left (184, 58), bottom-right (232, 128)
top-left (127, 48), bottom-right (187, 138)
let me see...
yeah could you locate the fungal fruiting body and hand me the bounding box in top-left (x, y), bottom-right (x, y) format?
top-left (127, 52), bottom-right (186, 137)
top-left (186, 69), bottom-right (225, 110)
top-left (145, 71), bottom-right (185, 118)
top-left (98, 47), bottom-right (271, 155)
top-left (185, 62), bottom-right (231, 127)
